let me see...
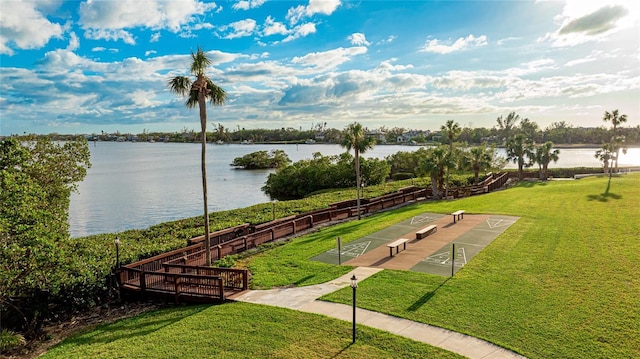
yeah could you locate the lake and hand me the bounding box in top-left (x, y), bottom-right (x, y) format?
top-left (69, 142), bottom-right (640, 237)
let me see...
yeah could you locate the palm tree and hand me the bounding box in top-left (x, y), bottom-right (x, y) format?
top-left (602, 110), bottom-right (628, 172)
top-left (340, 122), bottom-right (376, 220)
top-left (440, 120), bottom-right (461, 198)
top-left (465, 145), bottom-right (495, 184)
top-left (534, 141), bottom-right (560, 180)
top-left (418, 146), bottom-right (451, 199)
top-left (595, 143), bottom-right (614, 175)
top-left (506, 134), bottom-right (534, 180)
top-left (519, 118), bottom-right (539, 142)
top-left (168, 47), bottom-right (227, 266)
top-left (496, 112), bottom-right (521, 145)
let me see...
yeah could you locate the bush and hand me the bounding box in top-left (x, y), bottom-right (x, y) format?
top-left (392, 172), bottom-right (415, 181)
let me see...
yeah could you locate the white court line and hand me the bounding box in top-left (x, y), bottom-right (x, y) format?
top-left (357, 241), bottom-right (371, 256)
top-left (441, 257), bottom-right (449, 264)
top-left (410, 216), bottom-right (432, 225)
top-left (472, 228), bottom-right (507, 233)
top-left (461, 247), bottom-right (467, 264)
top-left (454, 242), bottom-right (485, 247)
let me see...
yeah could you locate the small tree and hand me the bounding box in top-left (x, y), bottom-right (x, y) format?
top-left (440, 120), bottom-right (461, 198)
top-left (464, 145), bottom-right (495, 184)
top-left (418, 146), bottom-right (452, 199)
top-left (496, 112), bottom-right (521, 145)
top-left (602, 110), bottom-right (627, 173)
top-left (506, 134), bottom-right (534, 180)
top-left (534, 141), bottom-right (560, 179)
top-left (595, 143), bottom-right (614, 175)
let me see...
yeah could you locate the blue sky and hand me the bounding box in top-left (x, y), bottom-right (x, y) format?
top-left (1, 0), bottom-right (638, 135)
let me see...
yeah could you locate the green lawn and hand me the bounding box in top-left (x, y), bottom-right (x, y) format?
top-left (44, 174), bottom-right (640, 358)
top-left (321, 174), bottom-right (640, 358)
top-left (42, 302), bottom-right (463, 359)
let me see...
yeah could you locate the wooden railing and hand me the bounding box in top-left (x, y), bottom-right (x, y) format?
top-left (121, 173), bottom-right (508, 302)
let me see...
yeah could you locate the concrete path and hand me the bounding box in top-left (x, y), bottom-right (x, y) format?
top-left (232, 267), bottom-right (527, 359)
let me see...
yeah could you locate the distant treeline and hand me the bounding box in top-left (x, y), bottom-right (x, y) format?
top-left (13, 122), bottom-right (640, 146)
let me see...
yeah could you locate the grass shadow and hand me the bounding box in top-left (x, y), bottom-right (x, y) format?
top-left (406, 277), bottom-right (450, 312)
top-left (587, 176), bottom-right (623, 202)
top-left (515, 180), bottom-right (549, 188)
top-left (58, 304), bottom-right (210, 346)
top-left (587, 192), bottom-right (622, 202)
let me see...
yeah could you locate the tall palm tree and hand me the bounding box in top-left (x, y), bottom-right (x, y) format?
top-left (506, 134), bottom-right (534, 180)
top-left (440, 120), bottom-right (461, 198)
top-left (534, 141), bottom-right (560, 180)
top-left (168, 47), bottom-right (227, 266)
top-left (496, 112), bottom-right (521, 145)
top-left (602, 110), bottom-right (627, 172)
top-left (340, 122), bottom-right (376, 220)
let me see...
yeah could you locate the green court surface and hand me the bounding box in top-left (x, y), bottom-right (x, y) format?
top-left (412, 215), bottom-right (519, 276)
top-left (311, 213), bottom-right (519, 276)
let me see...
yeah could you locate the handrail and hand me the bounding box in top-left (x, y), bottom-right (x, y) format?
top-left (120, 173), bottom-right (508, 303)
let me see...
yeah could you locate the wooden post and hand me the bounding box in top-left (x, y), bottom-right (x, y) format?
top-left (242, 270), bottom-right (248, 290)
top-left (175, 275), bottom-right (180, 304)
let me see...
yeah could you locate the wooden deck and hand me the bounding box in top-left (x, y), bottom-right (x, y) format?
top-left (118, 255), bottom-right (249, 303)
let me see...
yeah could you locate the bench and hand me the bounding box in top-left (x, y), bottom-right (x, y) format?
top-left (387, 238), bottom-right (410, 257)
top-left (451, 210), bottom-right (465, 223)
top-left (416, 224), bottom-right (437, 239)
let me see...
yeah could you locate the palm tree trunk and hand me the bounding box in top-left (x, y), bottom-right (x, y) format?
top-left (199, 87), bottom-right (211, 266)
top-left (355, 148), bottom-right (361, 220)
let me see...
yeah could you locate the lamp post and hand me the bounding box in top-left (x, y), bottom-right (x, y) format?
top-left (114, 236), bottom-right (120, 269)
top-left (351, 274), bottom-right (358, 344)
top-left (272, 200), bottom-right (277, 221)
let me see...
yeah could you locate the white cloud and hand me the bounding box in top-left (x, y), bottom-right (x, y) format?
top-left (79, 0), bottom-right (218, 42)
top-left (539, 0), bottom-right (637, 47)
top-left (220, 19), bottom-right (257, 39)
top-left (232, 0), bottom-right (266, 11)
top-left (67, 32), bottom-right (80, 51)
top-left (347, 33), bottom-right (370, 46)
top-left (307, 0), bottom-right (341, 16)
top-left (292, 46), bottom-right (367, 70)
top-left (375, 59), bottom-right (413, 73)
top-left (282, 23), bottom-right (316, 42)
top-left (85, 28), bottom-right (136, 45)
top-left (286, 0), bottom-right (341, 25)
top-left (150, 32), bottom-right (161, 42)
top-left (377, 35), bottom-right (396, 45)
top-left (0, 0), bottom-right (64, 55)
top-left (92, 47), bottom-right (106, 52)
top-left (145, 50), bottom-right (157, 56)
top-left (420, 34), bottom-right (488, 54)
top-left (263, 16), bottom-right (289, 36)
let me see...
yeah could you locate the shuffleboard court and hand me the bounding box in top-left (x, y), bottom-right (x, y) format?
top-left (311, 213), bottom-right (519, 276)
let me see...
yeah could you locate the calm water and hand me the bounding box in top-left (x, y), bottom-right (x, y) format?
top-left (69, 143), bottom-right (640, 237)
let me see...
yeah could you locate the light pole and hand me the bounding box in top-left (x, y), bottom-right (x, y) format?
top-left (272, 200), bottom-right (277, 221)
top-left (114, 236), bottom-right (120, 269)
top-left (351, 274), bottom-right (358, 344)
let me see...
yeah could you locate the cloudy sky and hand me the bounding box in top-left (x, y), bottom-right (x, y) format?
top-left (1, 0), bottom-right (638, 135)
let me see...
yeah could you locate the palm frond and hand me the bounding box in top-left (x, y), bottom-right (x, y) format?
top-left (190, 47), bottom-right (213, 76)
top-left (185, 90), bottom-right (199, 109)
top-left (205, 78), bottom-right (227, 106)
top-left (167, 76), bottom-right (192, 96)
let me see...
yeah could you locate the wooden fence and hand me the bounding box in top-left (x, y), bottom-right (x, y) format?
top-left (120, 173), bottom-right (508, 303)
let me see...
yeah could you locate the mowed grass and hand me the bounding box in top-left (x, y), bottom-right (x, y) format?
top-left (44, 174), bottom-right (639, 358)
top-left (42, 302), bottom-right (463, 359)
top-left (319, 174), bottom-right (640, 358)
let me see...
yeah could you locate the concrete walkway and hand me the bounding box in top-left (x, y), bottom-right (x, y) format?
top-left (232, 267), bottom-right (527, 359)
